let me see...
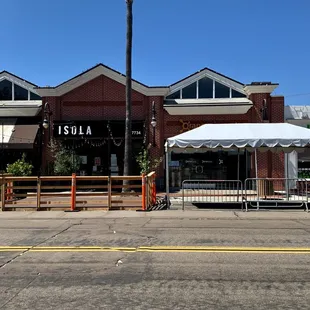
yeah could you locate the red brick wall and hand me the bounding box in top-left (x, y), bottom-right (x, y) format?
top-left (41, 74), bottom-right (285, 180)
top-left (248, 93), bottom-right (285, 178)
top-left (270, 96), bottom-right (284, 123)
top-left (270, 96), bottom-right (285, 179)
top-left (60, 76), bottom-right (146, 120)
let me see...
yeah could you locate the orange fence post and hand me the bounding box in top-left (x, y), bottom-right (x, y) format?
top-left (6, 181), bottom-right (13, 201)
top-left (71, 173), bottom-right (76, 211)
top-left (142, 173), bottom-right (146, 211)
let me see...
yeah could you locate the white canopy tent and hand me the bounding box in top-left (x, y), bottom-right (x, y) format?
top-left (165, 123), bottom-right (310, 198)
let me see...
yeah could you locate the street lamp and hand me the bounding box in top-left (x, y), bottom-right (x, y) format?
top-left (151, 101), bottom-right (157, 146)
top-left (42, 118), bottom-right (49, 130)
top-left (38, 102), bottom-right (52, 176)
top-left (42, 102), bottom-right (51, 134)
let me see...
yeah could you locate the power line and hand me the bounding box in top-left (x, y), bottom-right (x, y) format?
top-left (285, 92), bottom-right (310, 98)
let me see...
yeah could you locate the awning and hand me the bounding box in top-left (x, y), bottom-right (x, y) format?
top-left (166, 123), bottom-right (310, 151)
top-left (0, 101), bottom-right (42, 117)
top-left (0, 124), bottom-right (39, 149)
top-left (164, 98), bottom-right (252, 115)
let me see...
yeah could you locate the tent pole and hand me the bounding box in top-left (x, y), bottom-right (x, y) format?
top-left (237, 149), bottom-right (240, 181)
top-left (165, 147), bottom-right (170, 208)
top-left (245, 149), bottom-right (248, 179)
top-left (255, 149), bottom-right (258, 179)
top-left (254, 148), bottom-right (259, 209)
top-left (286, 152), bottom-right (289, 179)
top-left (285, 152), bottom-right (289, 200)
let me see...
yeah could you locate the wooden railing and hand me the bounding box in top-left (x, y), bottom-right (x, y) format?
top-left (0, 173), bottom-right (156, 211)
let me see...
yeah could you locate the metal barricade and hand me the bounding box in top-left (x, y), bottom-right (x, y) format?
top-left (182, 180), bottom-right (243, 211)
top-left (244, 178), bottom-right (308, 212)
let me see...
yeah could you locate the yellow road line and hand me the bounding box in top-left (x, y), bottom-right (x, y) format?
top-left (1, 245), bottom-right (310, 254)
top-left (2, 245), bottom-right (310, 251)
top-left (0, 246), bottom-right (30, 249)
top-left (0, 249), bottom-right (29, 252)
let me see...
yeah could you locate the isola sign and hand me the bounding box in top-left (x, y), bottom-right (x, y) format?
top-left (53, 120), bottom-right (144, 139)
top-left (58, 125), bottom-right (92, 136)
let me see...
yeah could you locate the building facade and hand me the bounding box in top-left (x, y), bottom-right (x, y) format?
top-left (0, 64), bottom-right (285, 188)
top-left (34, 64), bottom-right (285, 188)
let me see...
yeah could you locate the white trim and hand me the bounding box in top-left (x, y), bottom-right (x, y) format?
top-left (164, 98), bottom-right (253, 115)
top-left (166, 98), bottom-right (252, 105)
top-left (244, 84), bottom-right (278, 95)
top-left (196, 81), bottom-right (199, 99)
top-left (0, 100), bottom-right (42, 107)
top-left (169, 68), bottom-right (245, 95)
top-left (164, 103), bottom-right (252, 115)
top-left (0, 72), bottom-right (37, 91)
top-left (35, 64), bottom-right (169, 97)
top-left (12, 82), bottom-right (14, 101)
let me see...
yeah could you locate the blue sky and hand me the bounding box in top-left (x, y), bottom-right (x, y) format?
top-left (1, 0), bottom-right (309, 105)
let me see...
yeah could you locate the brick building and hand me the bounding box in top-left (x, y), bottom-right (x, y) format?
top-left (33, 63), bottom-right (284, 188)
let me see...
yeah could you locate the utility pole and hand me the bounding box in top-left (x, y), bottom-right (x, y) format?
top-left (123, 0), bottom-right (134, 189)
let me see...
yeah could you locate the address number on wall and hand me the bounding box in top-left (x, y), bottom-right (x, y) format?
top-left (132, 131), bottom-right (142, 136)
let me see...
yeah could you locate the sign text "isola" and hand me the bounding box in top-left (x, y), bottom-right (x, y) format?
top-left (58, 125), bottom-right (92, 136)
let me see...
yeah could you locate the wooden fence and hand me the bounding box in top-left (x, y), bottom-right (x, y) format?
top-left (0, 172), bottom-right (157, 211)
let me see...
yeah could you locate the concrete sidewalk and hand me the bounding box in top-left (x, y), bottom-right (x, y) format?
top-left (0, 209), bottom-right (309, 220)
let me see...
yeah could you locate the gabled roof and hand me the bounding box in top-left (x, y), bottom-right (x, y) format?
top-left (170, 67), bottom-right (244, 87)
top-left (168, 67), bottom-right (245, 94)
top-left (35, 63), bottom-right (169, 97)
top-left (2, 64), bottom-right (278, 99)
top-left (0, 70), bottom-right (38, 89)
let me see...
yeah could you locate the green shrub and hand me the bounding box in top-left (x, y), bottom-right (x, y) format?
top-left (53, 148), bottom-right (81, 176)
top-left (136, 144), bottom-right (162, 174)
top-left (48, 139), bottom-right (81, 176)
top-left (6, 154), bottom-right (33, 176)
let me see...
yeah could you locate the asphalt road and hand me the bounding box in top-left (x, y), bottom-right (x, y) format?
top-left (0, 213), bottom-right (310, 309)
